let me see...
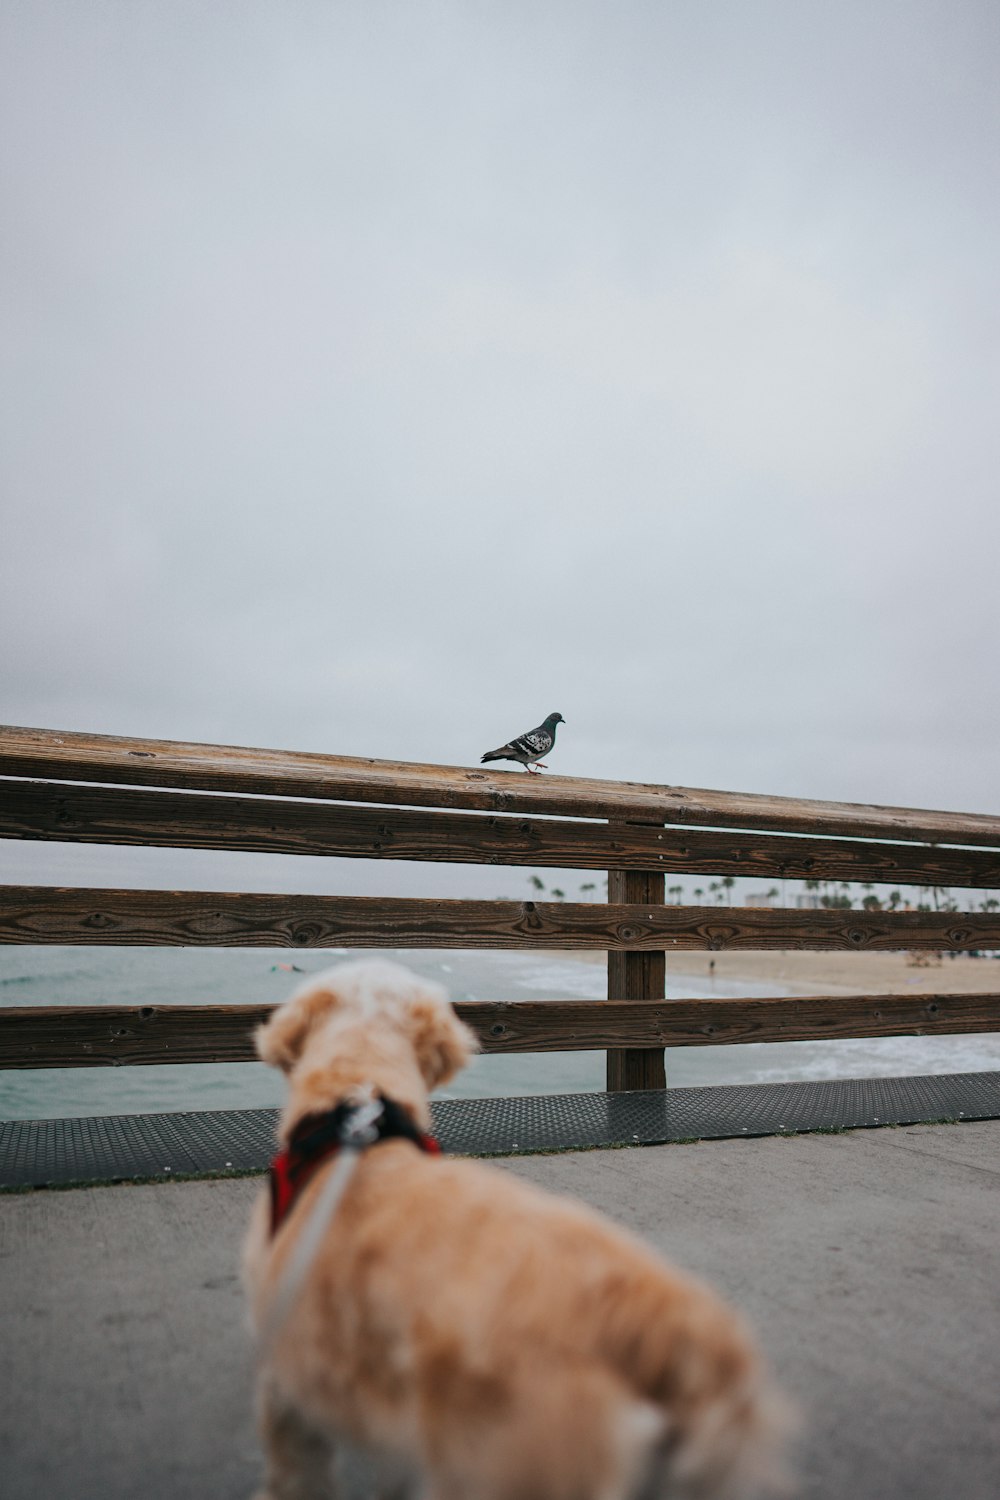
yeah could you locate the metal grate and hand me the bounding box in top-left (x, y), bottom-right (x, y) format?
top-left (433, 1072), bottom-right (1000, 1153)
top-left (0, 1106), bottom-right (281, 1189)
top-left (2, 1071), bottom-right (998, 1190)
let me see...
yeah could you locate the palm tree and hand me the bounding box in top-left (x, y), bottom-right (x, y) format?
top-left (529, 875), bottom-right (545, 893)
top-left (721, 876), bottom-right (735, 905)
top-left (550, 888), bottom-right (565, 901)
top-left (888, 890), bottom-right (902, 911)
top-left (694, 887), bottom-right (705, 905)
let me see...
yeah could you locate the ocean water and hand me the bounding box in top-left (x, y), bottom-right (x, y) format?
top-left (2, 945), bottom-right (1000, 1121)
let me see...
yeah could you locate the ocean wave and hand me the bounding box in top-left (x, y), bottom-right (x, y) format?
top-left (510, 959), bottom-right (605, 998)
top-left (735, 1034), bottom-right (1000, 1086)
top-left (508, 959), bottom-right (788, 1004)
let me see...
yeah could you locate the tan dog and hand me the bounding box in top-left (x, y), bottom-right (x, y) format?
top-left (244, 960), bottom-right (786, 1500)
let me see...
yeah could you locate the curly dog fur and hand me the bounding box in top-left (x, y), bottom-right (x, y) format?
top-left (244, 960), bottom-right (787, 1500)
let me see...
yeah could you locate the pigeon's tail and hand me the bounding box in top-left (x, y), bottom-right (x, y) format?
top-left (479, 747), bottom-right (515, 768)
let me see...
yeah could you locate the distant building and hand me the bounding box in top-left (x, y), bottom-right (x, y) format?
top-left (745, 892), bottom-right (778, 908)
top-left (795, 894), bottom-right (825, 909)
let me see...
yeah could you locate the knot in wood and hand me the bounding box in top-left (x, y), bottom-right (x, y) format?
top-left (82, 911), bottom-right (115, 931)
top-left (289, 924), bottom-right (321, 946)
top-left (519, 903), bottom-right (544, 933)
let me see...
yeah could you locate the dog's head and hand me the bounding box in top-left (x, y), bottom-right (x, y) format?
top-left (255, 959), bottom-right (477, 1093)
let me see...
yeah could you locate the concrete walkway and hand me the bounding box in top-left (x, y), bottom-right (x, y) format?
top-left (1, 1122), bottom-right (998, 1500)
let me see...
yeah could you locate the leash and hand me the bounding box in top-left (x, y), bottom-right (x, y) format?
top-left (256, 1091), bottom-right (385, 1362)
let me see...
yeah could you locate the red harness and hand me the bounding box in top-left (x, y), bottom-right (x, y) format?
top-left (269, 1094), bottom-right (441, 1237)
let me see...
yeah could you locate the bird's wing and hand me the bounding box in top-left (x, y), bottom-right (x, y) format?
top-left (515, 728), bottom-right (552, 755)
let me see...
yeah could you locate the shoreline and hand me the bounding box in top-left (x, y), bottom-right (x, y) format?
top-left (554, 949), bottom-right (1000, 996)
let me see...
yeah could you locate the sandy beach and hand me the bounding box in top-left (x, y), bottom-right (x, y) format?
top-left (566, 949), bottom-right (1000, 996)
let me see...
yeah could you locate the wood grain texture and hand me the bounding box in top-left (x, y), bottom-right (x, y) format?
top-left (3, 887), bottom-right (1000, 950)
top-left (607, 829), bottom-right (666, 1090)
top-left (0, 1004), bottom-right (269, 1066)
top-left (6, 778), bottom-right (1000, 886)
top-left (8, 779), bottom-right (1000, 888)
top-left (2, 993), bottom-right (998, 1067)
top-left (4, 723), bottom-right (1000, 846)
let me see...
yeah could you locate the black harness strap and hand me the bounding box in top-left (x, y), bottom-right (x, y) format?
top-left (269, 1094), bottom-right (440, 1235)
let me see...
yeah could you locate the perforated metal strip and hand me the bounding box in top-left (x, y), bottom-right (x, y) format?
top-left (1, 1071), bottom-right (997, 1190)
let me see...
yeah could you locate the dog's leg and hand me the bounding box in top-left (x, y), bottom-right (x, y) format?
top-left (375, 1483), bottom-right (419, 1500)
top-left (254, 1373), bottom-right (337, 1500)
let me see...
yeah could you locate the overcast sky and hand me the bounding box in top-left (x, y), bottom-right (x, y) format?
top-left (2, 0), bottom-right (999, 832)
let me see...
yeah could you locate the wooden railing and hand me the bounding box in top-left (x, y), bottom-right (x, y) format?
top-left (2, 723), bottom-right (999, 1092)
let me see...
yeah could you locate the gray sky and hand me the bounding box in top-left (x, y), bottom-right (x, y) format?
top-left (2, 0), bottom-right (999, 832)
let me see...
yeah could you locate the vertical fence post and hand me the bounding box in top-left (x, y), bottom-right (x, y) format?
top-left (606, 821), bottom-right (666, 1091)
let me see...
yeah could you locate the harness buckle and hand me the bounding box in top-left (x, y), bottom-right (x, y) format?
top-left (339, 1094), bottom-right (385, 1149)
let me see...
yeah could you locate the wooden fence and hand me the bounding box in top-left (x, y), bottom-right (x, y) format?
top-left (1, 724), bottom-right (999, 1092)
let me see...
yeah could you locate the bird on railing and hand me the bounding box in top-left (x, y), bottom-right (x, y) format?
top-left (480, 712), bottom-right (564, 774)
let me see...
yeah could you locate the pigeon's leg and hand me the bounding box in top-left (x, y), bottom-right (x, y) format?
top-left (534, 762), bottom-right (548, 769)
top-left (525, 764), bottom-right (541, 774)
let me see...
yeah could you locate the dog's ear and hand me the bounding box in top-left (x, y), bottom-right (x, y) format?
top-left (255, 986), bottom-right (339, 1073)
top-left (404, 996), bottom-right (477, 1089)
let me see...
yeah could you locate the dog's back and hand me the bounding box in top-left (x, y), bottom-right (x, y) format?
top-left (245, 962), bottom-right (787, 1500)
top-left (249, 1145), bottom-right (785, 1500)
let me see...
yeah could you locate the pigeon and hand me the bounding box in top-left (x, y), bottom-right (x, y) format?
top-left (480, 712), bottom-right (565, 774)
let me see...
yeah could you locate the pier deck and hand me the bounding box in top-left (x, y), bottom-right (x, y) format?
top-left (1, 1121), bottom-right (998, 1500)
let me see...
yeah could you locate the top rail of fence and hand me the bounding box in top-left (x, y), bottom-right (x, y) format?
top-left (3, 725), bottom-right (1000, 848)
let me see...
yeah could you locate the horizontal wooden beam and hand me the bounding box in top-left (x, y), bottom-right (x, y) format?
top-left (4, 780), bottom-right (1000, 889)
top-left (2, 993), bottom-right (998, 1067)
top-left (471, 993), bottom-right (1000, 1051)
top-left (0, 1004), bottom-right (270, 1066)
top-left (3, 887), bottom-right (1000, 950)
top-left (4, 724), bottom-right (1000, 847)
